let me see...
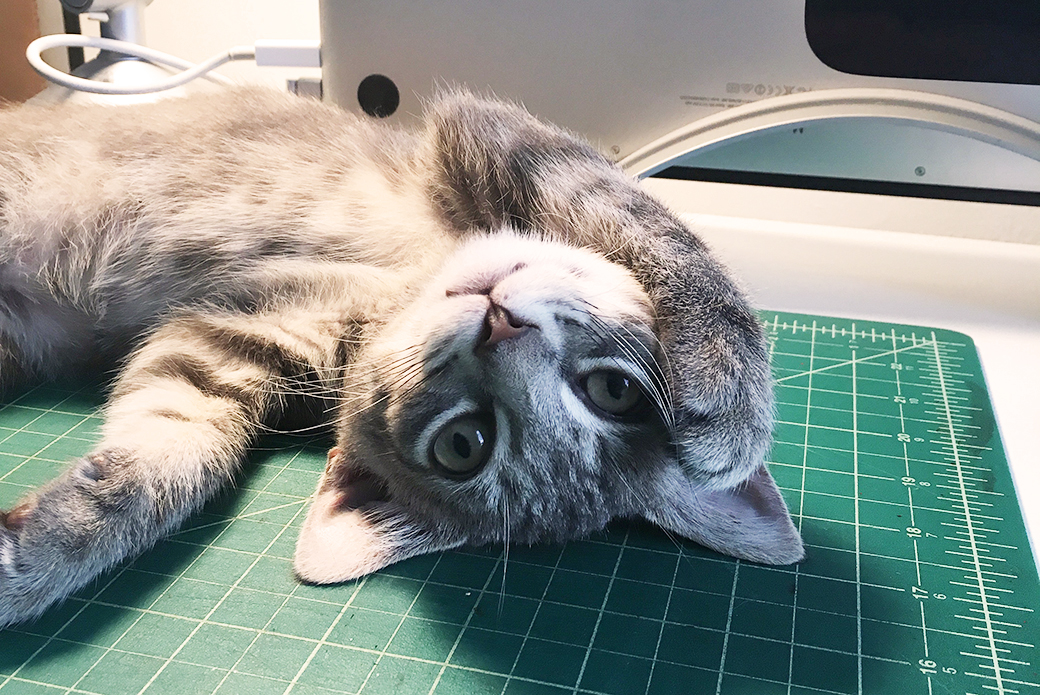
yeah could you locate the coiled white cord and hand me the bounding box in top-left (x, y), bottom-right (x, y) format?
top-left (25, 35), bottom-right (320, 96)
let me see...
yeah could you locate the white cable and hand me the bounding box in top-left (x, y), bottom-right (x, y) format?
top-left (253, 39), bottom-right (321, 69)
top-left (25, 34), bottom-right (256, 95)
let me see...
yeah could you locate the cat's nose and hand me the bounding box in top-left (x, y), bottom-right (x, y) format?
top-left (478, 302), bottom-right (531, 348)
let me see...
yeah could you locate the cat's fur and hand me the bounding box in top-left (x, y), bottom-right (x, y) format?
top-left (0, 87), bottom-right (802, 627)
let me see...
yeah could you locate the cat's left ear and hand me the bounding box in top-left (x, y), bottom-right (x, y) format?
top-left (642, 464), bottom-right (804, 565)
top-left (294, 449), bottom-right (465, 584)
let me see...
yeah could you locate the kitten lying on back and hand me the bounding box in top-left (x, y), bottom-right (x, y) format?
top-left (0, 87), bottom-right (802, 627)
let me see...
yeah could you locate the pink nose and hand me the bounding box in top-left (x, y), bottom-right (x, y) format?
top-left (479, 303), bottom-right (531, 347)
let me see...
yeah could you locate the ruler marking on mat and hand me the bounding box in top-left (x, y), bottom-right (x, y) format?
top-left (931, 332), bottom-right (1006, 695)
top-left (893, 329), bottom-right (935, 695)
top-left (775, 341), bottom-right (932, 384)
top-left (852, 332), bottom-right (865, 695)
top-left (785, 320), bottom-right (815, 695)
top-left (769, 313), bottom-right (1038, 695)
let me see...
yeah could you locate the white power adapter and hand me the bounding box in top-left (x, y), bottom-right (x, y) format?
top-left (253, 40), bottom-right (322, 69)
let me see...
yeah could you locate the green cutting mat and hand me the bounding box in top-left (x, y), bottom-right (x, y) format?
top-left (0, 312), bottom-right (1037, 695)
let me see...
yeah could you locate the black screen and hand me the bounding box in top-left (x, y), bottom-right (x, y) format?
top-left (805, 1), bottom-right (1040, 86)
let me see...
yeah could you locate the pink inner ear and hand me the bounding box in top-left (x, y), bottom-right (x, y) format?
top-left (647, 464), bottom-right (805, 566)
top-left (323, 447), bottom-right (390, 512)
top-left (716, 465), bottom-right (796, 523)
top-left (294, 487), bottom-right (392, 584)
top-left (338, 468), bottom-right (390, 511)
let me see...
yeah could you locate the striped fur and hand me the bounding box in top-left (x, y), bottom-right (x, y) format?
top-left (0, 87), bottom-right (801, 627)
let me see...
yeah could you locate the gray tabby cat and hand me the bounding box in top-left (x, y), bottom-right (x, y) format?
top-left (0, 87), bottom-right (802, 627)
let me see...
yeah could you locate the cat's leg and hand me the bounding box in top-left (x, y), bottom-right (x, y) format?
top-left (0, 309), bottom-right (352, 627)
top-left (422, 94), bottom-right (802, 564)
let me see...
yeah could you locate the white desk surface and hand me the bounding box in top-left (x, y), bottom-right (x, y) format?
top-left (643, 177), bottom-right (1040, 568)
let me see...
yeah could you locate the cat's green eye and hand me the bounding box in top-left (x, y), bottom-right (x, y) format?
top-left (582, 370), bottom-right (644, 416)
top-left (431, 416), bottom-right (494, 478)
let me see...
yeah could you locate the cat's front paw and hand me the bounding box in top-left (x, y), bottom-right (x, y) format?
top-left (0, 498), bottom-right (52, 628)
top-left (0, 453), bottom-right (141, 628)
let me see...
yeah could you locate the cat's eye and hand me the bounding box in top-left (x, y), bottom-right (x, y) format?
top-left (582, 370), bottom-right (645, 416)
top-left (431, 416), bottom-right (494, 478)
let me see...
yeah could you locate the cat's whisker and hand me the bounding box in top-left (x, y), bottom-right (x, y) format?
top-left (253, 421), bottom-right (334, 436)
top-left (587, 223), bottom-right (641, 263)
top-left (600, 456), bottom-right (697, 566)
top-left (374, 345), bottom-right (426, 372)
top-left (499, 493), bottom-right (510, 617)
top-left (330, 359), bottom-right (434, 422)
top-left (328, 332), bottom-right (367, 344)
top-left (341, 354), bottom-right (421, 388)
top-left (375, 354), bottom-right (429, 390)
top-left (593, 314), bottom-right (675, 420)
top-left (268, 373), bottom-right (342, 395)
top-left (603, 454), bottom-right (652, 513)
top-left (275, 371), bottom-right (347, 391)
top-left (377, 361), bottom-right (430, 392)
top-left (386, 369), bottom-right (436, 407)
top-left (580, 313), bottom-right (675, 432)
top-left (606, 329), bottom-right (675, 429)
top-left (317, 345), bottom-right (429, 418)
top-left (385, 362), bottom-right (430, 391)
top-left (580, 296), bottom-right (675, 383)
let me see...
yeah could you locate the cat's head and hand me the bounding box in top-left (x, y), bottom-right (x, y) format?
top-left (294, 232), bottom-right (802, 583)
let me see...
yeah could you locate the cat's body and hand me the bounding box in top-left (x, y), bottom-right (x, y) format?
top-left (0, 87), bottom-right (802, 627)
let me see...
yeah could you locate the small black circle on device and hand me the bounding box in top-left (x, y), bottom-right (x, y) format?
top-left (357, 75), bottom-right (400, 118)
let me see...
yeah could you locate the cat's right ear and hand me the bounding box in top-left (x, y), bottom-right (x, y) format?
top-left (641, 463), bottom-right (805, 566)
top-left (293, 448), bottom-right (464, 584)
